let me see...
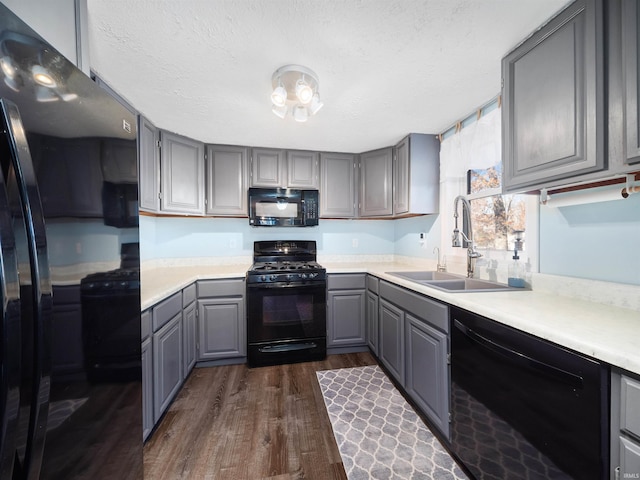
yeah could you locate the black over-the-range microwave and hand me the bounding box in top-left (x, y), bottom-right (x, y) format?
top-left (248, 187), bottom-right (319, 227)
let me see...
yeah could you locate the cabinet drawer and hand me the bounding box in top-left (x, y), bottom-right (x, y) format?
top-left (182, 283), bottom-right (197, 306)
top-left (380, 280), bottom-right (448, 332)
top-left (621, 374), bottom-right (640, 439)
top-left (141, 309), bottom-right (152, 341)
top-left (366, 275), bottom-right (379, 294)
top-left (197, 279), bottom-right (244, 298)
top-left (327, 273), bottom-right (366, 290)
top-left (152, 292), bottom-right (182, 332)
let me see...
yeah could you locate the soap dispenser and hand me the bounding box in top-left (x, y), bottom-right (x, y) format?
top-left (508, 250), bottom-right (525, 288)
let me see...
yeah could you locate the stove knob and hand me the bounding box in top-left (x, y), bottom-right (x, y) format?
top-left (270, 274), bottom-right (278, 281)
top-left (300, 273), bottom-right (307, 279)
top-left (309, 273), bottom-right (316, 278)
top-left (261, 275), bottom-right (267, 282)
top-left (286, 274), bottom-right (293, 281)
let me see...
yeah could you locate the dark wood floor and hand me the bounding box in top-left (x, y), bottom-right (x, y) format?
top-left (143, 352), bottom-right (377, 480)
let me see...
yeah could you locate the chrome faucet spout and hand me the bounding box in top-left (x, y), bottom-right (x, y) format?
top-left (452, 195), bottom-right (482, 278)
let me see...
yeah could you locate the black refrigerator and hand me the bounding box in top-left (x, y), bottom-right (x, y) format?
top-left (0, 4), bottom-right (143, 480)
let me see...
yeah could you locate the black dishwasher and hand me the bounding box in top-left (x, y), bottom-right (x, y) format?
top-left (450, 306), bottom-right (609, 480)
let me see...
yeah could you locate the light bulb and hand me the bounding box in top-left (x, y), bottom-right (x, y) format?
top-left (293, 104), bottom-right (308, 123)
top-left (272, 104), bottom-right (288, 119)
top-left (309, 93), bottom-right (323, 115)
top-left (295, 80), bottom-right (313, 104)
top-left (271, 85), bottom-right (287, 107)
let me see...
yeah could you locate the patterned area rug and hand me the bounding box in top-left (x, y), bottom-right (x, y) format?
top-left (316, 365), bottom-right (468, 480)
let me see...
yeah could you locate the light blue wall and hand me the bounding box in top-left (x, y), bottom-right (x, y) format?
top-left (393, 215), bottom-right (439, 258)
top-left (139, 216), bottom-right (399, 260)
top-left (539, 188), bottom-right (640, 285)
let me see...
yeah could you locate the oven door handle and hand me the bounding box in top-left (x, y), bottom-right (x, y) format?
top-left (247, 282), bottom-right (324, 289)
top-left (453, 319), bottom-right (584, 389)
top-left (258, 342), bottom-right (318, 353)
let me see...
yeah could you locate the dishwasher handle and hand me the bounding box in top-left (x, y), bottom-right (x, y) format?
top-left (453, 319), bottom-right (584, 389)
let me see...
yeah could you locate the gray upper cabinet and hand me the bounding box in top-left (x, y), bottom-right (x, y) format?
top-left (320, 152), bottom-right (357, 218)
top-left (394, 134), bottom-right (440, 215)
top-left (502, 0), bottom-right (605, 192)
top-left (360, 147), bottom-right (393, 217)
top-left (620, 0), bottom-right (640, 166)
top-left (250, 148), bottom-right (286, 187)
top-left (160, 131), bottom-right (205, 215)
top-left (250, 148), bottom-right (319, 188)
top-left (138, 116), bottom-right (160, 212)
top-left (287, 150), bottom-right (320, 188)
top-left (206, 145), bottom-right (248, 216)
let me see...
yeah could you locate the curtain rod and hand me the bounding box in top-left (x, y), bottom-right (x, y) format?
top-left (438, 94), bottom-right (501, 143)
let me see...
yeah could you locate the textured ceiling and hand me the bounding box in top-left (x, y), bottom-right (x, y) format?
top-left (87, 0), bottom-right (571, 153)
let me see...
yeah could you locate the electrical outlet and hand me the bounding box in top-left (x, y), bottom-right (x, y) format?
top-left (419, 232), bottom-right (426, 248)
top-left (352, 238), bottom-right (359, 248)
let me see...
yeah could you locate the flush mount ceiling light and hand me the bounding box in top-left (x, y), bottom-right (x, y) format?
top-left (270, 64), bottom-right (323, 122)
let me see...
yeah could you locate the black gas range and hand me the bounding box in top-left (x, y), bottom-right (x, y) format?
top-left (246, 241), bottom-right (327, 367)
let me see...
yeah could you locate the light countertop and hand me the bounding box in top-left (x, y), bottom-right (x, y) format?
top-left (141, 261), bottom-right (640, 376)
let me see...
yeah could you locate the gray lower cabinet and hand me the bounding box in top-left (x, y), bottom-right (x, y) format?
top-left (379, 299), bottom-right (405, 385)
top-left (141, 335), bottom-right (153, 441)
top-left (320, 152), bottom-right (357, 218)
top-left (360, 147), bottom-right (393, 217)
top-left (405, 314), bottom-right (449, 439)
top-left (327, 274), bottom-right (367, 348)
top-left (160, 131), bottom-right (205, 214)
top-left (502, 0), bottom-right (606, 192)
top-left (182, 296), bottom-right (197, 377)
top-left (379, 279), bottom-right (450, 438)
top-left (205, 145), bottom-right (248, 216)
top-left (611, 370), bottom-right (640, 478)
top-left (197, 279), bottom-right (246, 361)
top-left (138, 116), bottom-right (161, 212)
top-left (366, 275), bottom-right (379, 355)
top-left (152, 313), bottom-right (183, 421)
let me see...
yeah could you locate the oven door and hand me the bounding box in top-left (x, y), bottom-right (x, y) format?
top-left (247, 281), bottom-right (326, 366)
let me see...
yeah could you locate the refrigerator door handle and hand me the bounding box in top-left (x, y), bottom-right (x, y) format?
top-left (0, 122), bottom-right (23, 480)
top-left (1, 98), bottom-right (53, 480)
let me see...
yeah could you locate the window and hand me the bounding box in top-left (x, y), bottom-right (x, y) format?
top-left (467, 166), bottom-right (526, 252)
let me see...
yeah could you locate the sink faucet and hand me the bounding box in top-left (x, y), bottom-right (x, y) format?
top-left (452, 195), bottom-right (482, 278)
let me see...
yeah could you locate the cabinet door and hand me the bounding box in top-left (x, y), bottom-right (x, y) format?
top-left (206, 145), bottom-right (248, 215)
top-left (327, 290), bottom-right (366, 347)
top-left (379, 299), bottom-right (405, 385)
top-left (366, 291), bottom-right (379, 355)
top-left (138, 116), bottom-right (160, 212)
top-left (623, 0), bottom-right (640, 165)
top-left (160, 131), bottom-right (205, 214)
top-left (287, 150), bottom-right (319, 188)
top-left (619, 437), bottom-right (640, 478)
top-left (360, 147), bottom-right (393, 217)
top-left (153, 313), bottom-right (183, 420)
top-left (250, 148), bottom-right (285, 187)
top-left (394, 137), bottom-right (409, 215)
top-left (198, 298), bottom-right (246, 360)
top-left (405, 314), bottom-right (449, 439)
top-left (502, 0), bottom-right (605, 192)
top-left (320, 152), bottom-right (357, 217)
top-left (182, 301), bottom-right (197, 377)
top-left (141, 336), bottom-right (154, 441)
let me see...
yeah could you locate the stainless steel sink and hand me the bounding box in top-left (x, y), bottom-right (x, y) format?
top-left (386, 271), bottom-right (524, 292)
top-left (387, 271), bottom-right (460, 282)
